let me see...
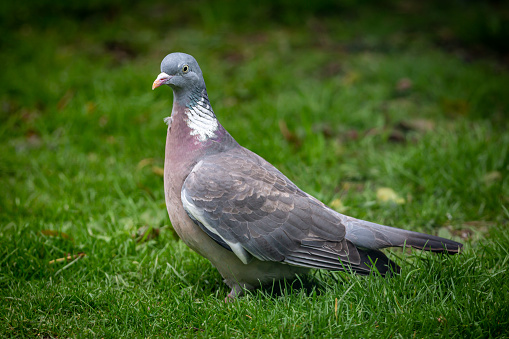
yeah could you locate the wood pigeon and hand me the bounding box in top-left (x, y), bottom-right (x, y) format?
top-left (152, 52), bottom-right (462, 299)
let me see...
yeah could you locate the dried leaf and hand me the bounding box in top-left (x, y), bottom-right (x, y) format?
top-left (137, 158), bottom-right (154, 170)
top-left (330, 198), bottom-right (349, 213)
top-left (279, 120), bottom-right (302, 147)
top-left (483, 171), bottom-right (501, 185)
top-left (376, 187), bottom-right (405, 204)
top-left (49, 252), bottom-right (86, 265)
top-left (335, 298), bottom-right (338, 319)
top-left (152, 166), bottom-right (164, 176)
top-left (341, 182), bottom-right (365, 192)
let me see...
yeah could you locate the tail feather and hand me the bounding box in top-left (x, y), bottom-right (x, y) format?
top-left (343, 216), bottom-right (463, 254)
top-left (396, 228), bottom-right (462, 253)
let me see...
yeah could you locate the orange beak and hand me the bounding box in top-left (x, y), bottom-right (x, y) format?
top-left (152, 72), bottom-right (171, 90)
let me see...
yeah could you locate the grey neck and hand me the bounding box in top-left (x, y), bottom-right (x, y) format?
top-left (172, 80), bottom-right (207, 107)
top-left (172, 85), bottom-right (221, 142)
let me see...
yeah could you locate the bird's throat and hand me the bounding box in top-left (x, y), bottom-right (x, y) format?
top-left (170, 87), bottom-right (234, 149)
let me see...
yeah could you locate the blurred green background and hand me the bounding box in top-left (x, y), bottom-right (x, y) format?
top-left (1, 0), bottom-right (509, 337)
top-left (2, 0), bottom-right (508, 231)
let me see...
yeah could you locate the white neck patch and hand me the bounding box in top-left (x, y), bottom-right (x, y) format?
top-left (185, 97), bottom-right (218, 142)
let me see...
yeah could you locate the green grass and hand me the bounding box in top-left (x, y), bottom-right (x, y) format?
top-left (1, 0), bottom-right (509, 337)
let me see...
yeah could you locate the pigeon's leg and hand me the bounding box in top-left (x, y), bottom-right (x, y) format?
top-left (224, 283), bottom-right (245, 302)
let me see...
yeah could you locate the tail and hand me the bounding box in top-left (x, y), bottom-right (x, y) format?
top-left (343, 216), bottom-right (463, 253)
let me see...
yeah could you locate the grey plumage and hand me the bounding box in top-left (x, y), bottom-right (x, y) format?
top-left (152, 52), bottom-right (463, 299)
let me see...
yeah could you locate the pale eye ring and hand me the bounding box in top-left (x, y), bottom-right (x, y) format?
top-left (182, 65), bottom-right (189, 73)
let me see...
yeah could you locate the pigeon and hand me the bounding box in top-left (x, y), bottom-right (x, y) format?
top-left (152, 52), bottom-right (463, 299)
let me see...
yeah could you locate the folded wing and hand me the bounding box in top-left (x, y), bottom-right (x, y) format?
top-left (181, 147), bottom-right (396, 275)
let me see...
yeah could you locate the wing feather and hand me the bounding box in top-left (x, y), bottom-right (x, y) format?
top-left (181, 147), bottom-right (382, 273)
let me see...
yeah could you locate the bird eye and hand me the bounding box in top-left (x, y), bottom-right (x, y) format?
top-left (182, 65), bottom-right (189, 74)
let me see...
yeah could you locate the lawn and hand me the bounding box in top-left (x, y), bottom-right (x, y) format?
top-left (1, 0), bottom-right (509, 337)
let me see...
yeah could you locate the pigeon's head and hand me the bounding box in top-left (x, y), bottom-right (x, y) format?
top-left (152, 52), bottom-right (204, 92)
